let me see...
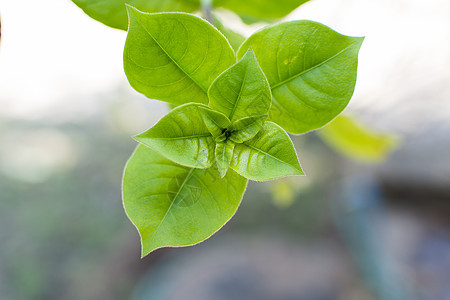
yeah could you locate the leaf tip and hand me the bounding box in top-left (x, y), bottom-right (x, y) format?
top-left (124, 4), bottom-right (142, 30)
top-left (140, 247), bottom-right (149, 259)
top-left (353, 35), bottom-right (365, 49)
top-left (241, 47), bottom-right (257, 62)
top-left (293, 157), bottom-right (305, 176)
top-left (295, 167), bottom-right (305, 176)
top-left (219, 169), bottom-right (228, 178)
top-left (140, 240), bottom-right (159, 259)
top-left (124, 3), bottom-right (139, 16)
top-left (132, 134), bottom-right (144, 143)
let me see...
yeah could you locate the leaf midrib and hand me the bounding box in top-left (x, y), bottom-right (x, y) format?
top-left (148, 133), bottom-right (212, 140)
top-left (134, 12), bottom-right (208, 94)
top-left (242, 143), bottom-right (301, 173)
top-left (149, 168), bottom-right (195, 245)
top-left (271, 41), bottom-right (359, 90)
top-left (228, 62), bottom-right (249, 120)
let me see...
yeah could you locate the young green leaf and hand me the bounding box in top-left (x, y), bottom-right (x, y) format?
top-left (135, 103), bottom-right (216, 168)
top-left (237, 21), bottom-right (364, 134)
top-left (208, 48), bottom-right (272, 122)
top-left (72, 0), bottom-right (200, 30)
top-left (231, 122), bottom-right (303, 181)
top-left (317, 115), bottom-right (398, 163)
top-left (199, 107), bottom-right (231, 138)
top-left (124, 8), bottom-right (236, 105)
top-left (123, 145), bottom-right (248, 256)
top-left (213, 0), bottom-right (310, 24)
top-left (229, 115), bottom-right (267, 143)
top-left (215, 140), bottom-right (235, 178)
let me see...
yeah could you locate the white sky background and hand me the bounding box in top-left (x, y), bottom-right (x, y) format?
top-left (0, 0), bottom-right (127, 120)
top-left (1, 0), bottom-right (450, 129)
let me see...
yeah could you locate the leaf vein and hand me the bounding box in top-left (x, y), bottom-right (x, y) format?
top-left (135, 15), bottom-right (208, 94)
top-left (271, 41), bottom-right (359, 90)
top-left (148, 168), bottom-right (195, 245)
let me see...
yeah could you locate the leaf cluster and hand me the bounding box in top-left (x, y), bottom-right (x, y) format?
top-left (134, 48), bottom-right (303, 181)
top-left (72, 2), bottom-right (363, 256)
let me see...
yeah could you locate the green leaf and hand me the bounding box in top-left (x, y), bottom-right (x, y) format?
top-left (237, 21), bottom-right (364, 134)
top-left (199, 107), bottom-right (231, 138)
top-left (215, 140), bottom-right (235, 178)
top-left (213, 0), bottom-right (310, 24)
top-left (317, 115), bottom-right (398, 163)
top-left (229, 115), bottom-right (267, 143)
top-left (72, 0), bottom-right (200, 30)
top-left (208, 48), bottom-right (272, 122)
top-left (231, 121), bottom-right (303, 181)
top-left (135, 103), bottom-right (215, 168)
top-left (124, 8), bottom-right (236, 105)
top-left (123, 145), bottom-right (248, 256)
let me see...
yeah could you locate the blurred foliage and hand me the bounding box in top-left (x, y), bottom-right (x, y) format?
top-left (0, 115), bottom-right (139, 299)
top-left (270, 176), bottom-right (311, 209)
top-left (271, 178), bottom-right (297, 208)
top-left (213, 0), bottom-right (310, 24)
top-left (317, 115), bottom-right (398, 163)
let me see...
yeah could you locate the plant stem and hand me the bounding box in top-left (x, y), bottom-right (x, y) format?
top-left (201, 0), bottom-right (214, 26)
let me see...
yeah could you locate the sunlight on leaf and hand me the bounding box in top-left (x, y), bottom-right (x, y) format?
top-left (231, 122), bottom-right (303, 181)
top-left (135, 103), bottom-right (215, 168)
top-left (124, 7), bottom-right (235, 105)
top-left (123, 145), bottom-right (248, 256)
top-left (209, 48), bottom-right (272, 122)
top-left (238, 21), bottom-right (363, 134)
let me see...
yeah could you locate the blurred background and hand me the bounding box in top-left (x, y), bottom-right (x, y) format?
top-left (1, 0), bottom-right (449, 299)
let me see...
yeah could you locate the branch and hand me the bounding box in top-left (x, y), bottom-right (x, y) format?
top-left (201, 0), bottom-right (214, 26)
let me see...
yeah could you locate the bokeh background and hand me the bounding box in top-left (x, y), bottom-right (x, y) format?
top-left (1, 0), bottom-right (449, 299)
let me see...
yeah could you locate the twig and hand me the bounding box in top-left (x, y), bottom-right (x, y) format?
top-left (201, 0), bottom-right (214, 26)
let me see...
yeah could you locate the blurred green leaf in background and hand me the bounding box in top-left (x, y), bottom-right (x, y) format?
top-left (318, 115), bottom-right (398, 163)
